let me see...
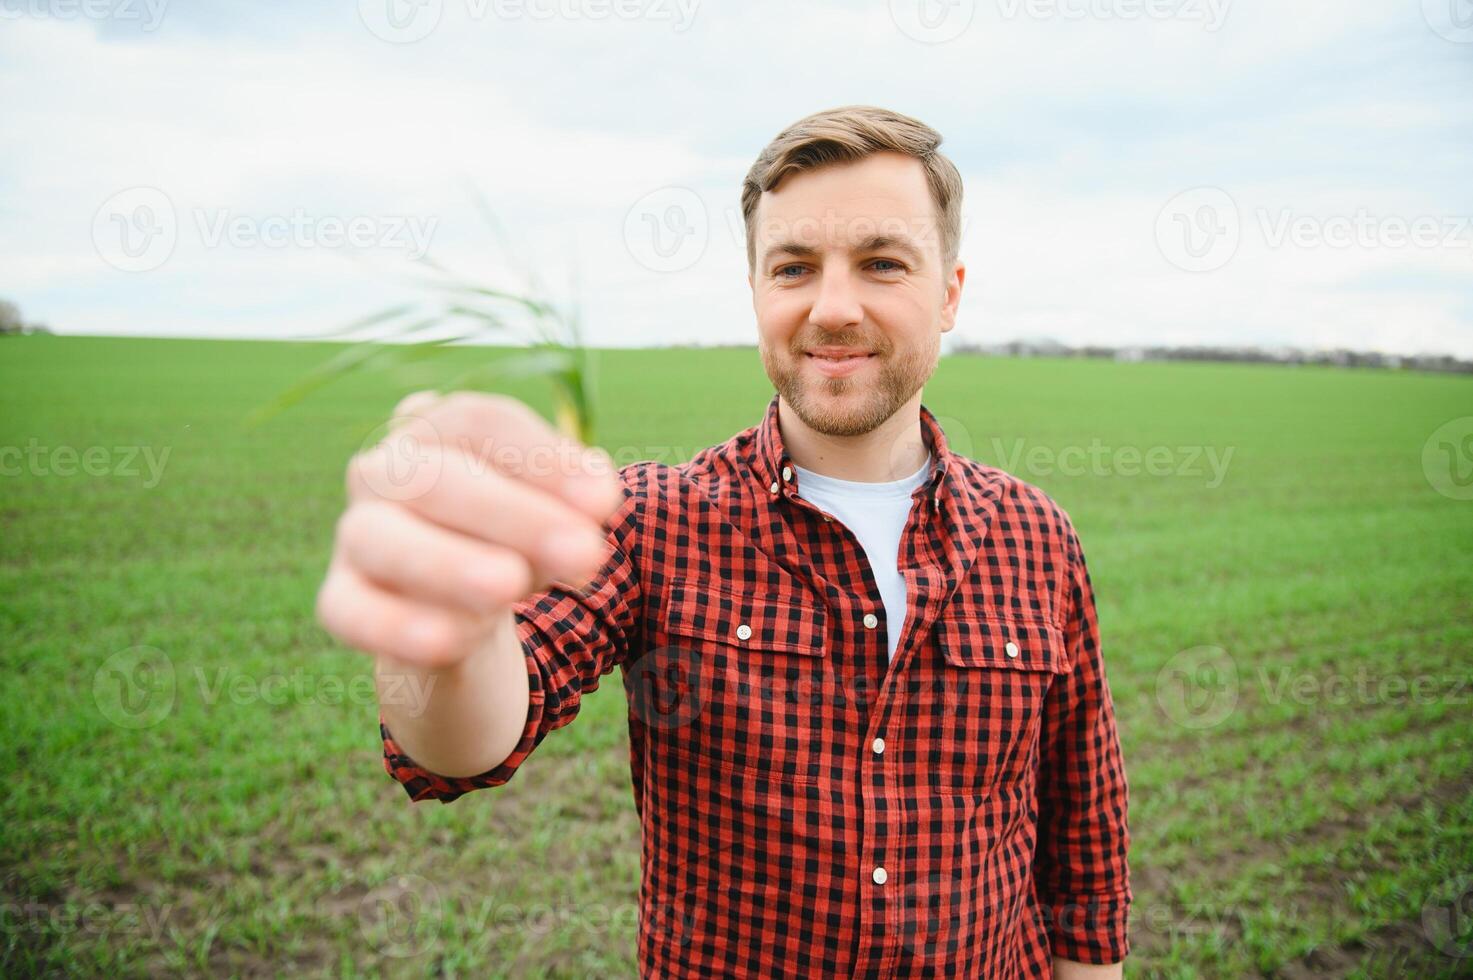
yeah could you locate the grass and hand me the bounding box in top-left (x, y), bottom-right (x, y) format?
top-left (2, 335), bottom-right (1470, 978)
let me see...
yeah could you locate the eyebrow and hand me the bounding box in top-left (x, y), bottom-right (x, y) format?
top-left (763, 234), bottom-right (926, 267)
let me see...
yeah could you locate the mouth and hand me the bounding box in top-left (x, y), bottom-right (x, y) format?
top-left (804, 350), bottom-right (877, 378)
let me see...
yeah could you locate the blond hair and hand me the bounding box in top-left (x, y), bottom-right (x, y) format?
top-left (740, 105), bottom-right (964, 271)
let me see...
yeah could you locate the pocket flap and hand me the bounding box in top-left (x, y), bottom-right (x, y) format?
top-left (663, 581), bottom-right (827, 657)
top-left (934, 615), bottom-right (1069, 673)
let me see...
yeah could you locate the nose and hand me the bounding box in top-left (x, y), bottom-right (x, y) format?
top-left (807, 263), bottom-right (864, 333)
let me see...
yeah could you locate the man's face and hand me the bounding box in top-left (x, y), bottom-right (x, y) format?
top-left (749, 150), bottom-right (964, 438)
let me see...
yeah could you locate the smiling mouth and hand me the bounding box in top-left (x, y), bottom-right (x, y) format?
top-left (803, 351), bottom-right (878, 380)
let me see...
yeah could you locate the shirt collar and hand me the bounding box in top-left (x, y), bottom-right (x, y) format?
top-left (750, 392), bottom-right (958, 511)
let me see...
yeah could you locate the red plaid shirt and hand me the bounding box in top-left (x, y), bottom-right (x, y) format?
top-left (381, 393), bottom-right (1132, 977)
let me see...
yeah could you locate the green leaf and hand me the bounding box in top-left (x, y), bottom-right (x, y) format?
top-left (308, 303), bottom-right (419, 341)
top-left (244, 325), bottom-right (469, 429)
top-left (442, 347), bottom-right (575, 391)
top-left (245, 190), bottom-right (597, 445)
top-left (430, 279), bottom-right (558, 321)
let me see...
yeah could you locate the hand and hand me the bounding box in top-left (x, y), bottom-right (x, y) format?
top-left (315, 391), bottom-right (623, 669)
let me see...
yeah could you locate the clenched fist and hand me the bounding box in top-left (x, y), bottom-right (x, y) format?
top-left (316, 391), bottom-right (624, 670)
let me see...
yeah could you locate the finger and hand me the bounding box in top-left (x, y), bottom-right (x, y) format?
top-left (380, 392), bottom-right (622, 522)
top-left (316, 555), bottom-right (480, 669)
top-left (337, 500), bottom-right (533, 616)
top-left (390, 390), bottom-right (442, 427)
top-left (347, 442), bottom-right (614, 588)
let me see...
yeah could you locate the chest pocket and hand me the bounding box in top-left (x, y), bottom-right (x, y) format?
top-left (650, 580), bottom-right (830, 784)
top-left (925, 614), bottom-right (1070, 794)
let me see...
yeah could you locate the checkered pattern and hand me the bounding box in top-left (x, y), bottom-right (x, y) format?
top-left (381, 393), bottom-right (1132, 977)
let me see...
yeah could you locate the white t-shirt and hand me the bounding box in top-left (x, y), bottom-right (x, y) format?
top-left (791, 453), bottom-right (933, 662)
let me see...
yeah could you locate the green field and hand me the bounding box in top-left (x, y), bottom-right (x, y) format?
top-left (3, 335), bottom-right (1470, 978)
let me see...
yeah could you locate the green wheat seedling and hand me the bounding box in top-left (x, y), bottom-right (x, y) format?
top-left (247, 191), bottom-right (596, 445)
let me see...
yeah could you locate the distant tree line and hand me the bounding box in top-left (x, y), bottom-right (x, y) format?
top-left (0, 300), bottom-right (51, 337)
top-left (666, 336), bottom-right (1473, 374)
top-left (2, 303), bottom-right (1466, 375)
top-left (949, 338), bottom-right (1473, 375)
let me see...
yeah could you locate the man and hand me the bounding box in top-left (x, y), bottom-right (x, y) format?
top-left (317, 105), bottom-right (1131, 978)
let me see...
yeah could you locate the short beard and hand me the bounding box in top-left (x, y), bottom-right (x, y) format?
top-left (763, 329), bottom-right (939, 437)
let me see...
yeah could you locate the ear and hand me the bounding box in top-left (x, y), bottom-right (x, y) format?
top-left (939, 260), bottom-right (965, 334)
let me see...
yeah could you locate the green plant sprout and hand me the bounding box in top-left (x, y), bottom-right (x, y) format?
top-left (247, 189), bottom-right (596, 446)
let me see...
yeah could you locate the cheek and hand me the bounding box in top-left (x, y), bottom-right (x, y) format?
top-left (875, 284), bottom-right (931, 318)
top-left (872, 288), bottom-right (940, 336)
top-left (754, 294), bottom-right (806, 342)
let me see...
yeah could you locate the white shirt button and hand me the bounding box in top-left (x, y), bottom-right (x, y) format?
top-left (1005, 641), bottom-right (1020, 658)
top-left (736, 624), bottom-right (752, 640)
top-left (872, 866), bottom-right (888, 885)
top-left (769, 481), bottom-right (779, 494)
top-left (871, 737), bottom-right (885, 755)
top-left (781, 465), bottom-right (792, 482)
top-left (862, 613), bottom-right (878, 629)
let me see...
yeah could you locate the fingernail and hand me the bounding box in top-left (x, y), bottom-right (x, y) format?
top-left (540, 528), bottom-right (606, 576)
top-left (564, 450), bottom-right (620, 513)
top-left (465, 559), bottom-right (512, 609)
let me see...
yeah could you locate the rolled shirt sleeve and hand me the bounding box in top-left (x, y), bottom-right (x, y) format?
top-left (380, 464), bottom-right (647, 804)
top-left (1033, 518), bottom-right (1132, 962)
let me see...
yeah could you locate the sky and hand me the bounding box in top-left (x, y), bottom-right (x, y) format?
top-left (2, 0), bottom-right (1470, 356)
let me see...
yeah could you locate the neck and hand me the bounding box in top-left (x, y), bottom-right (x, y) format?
top-left (778, 392), bottom-right (930, 483)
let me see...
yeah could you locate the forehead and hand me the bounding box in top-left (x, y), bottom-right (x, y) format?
top-left (753, 151), bottom-right (939, 255)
